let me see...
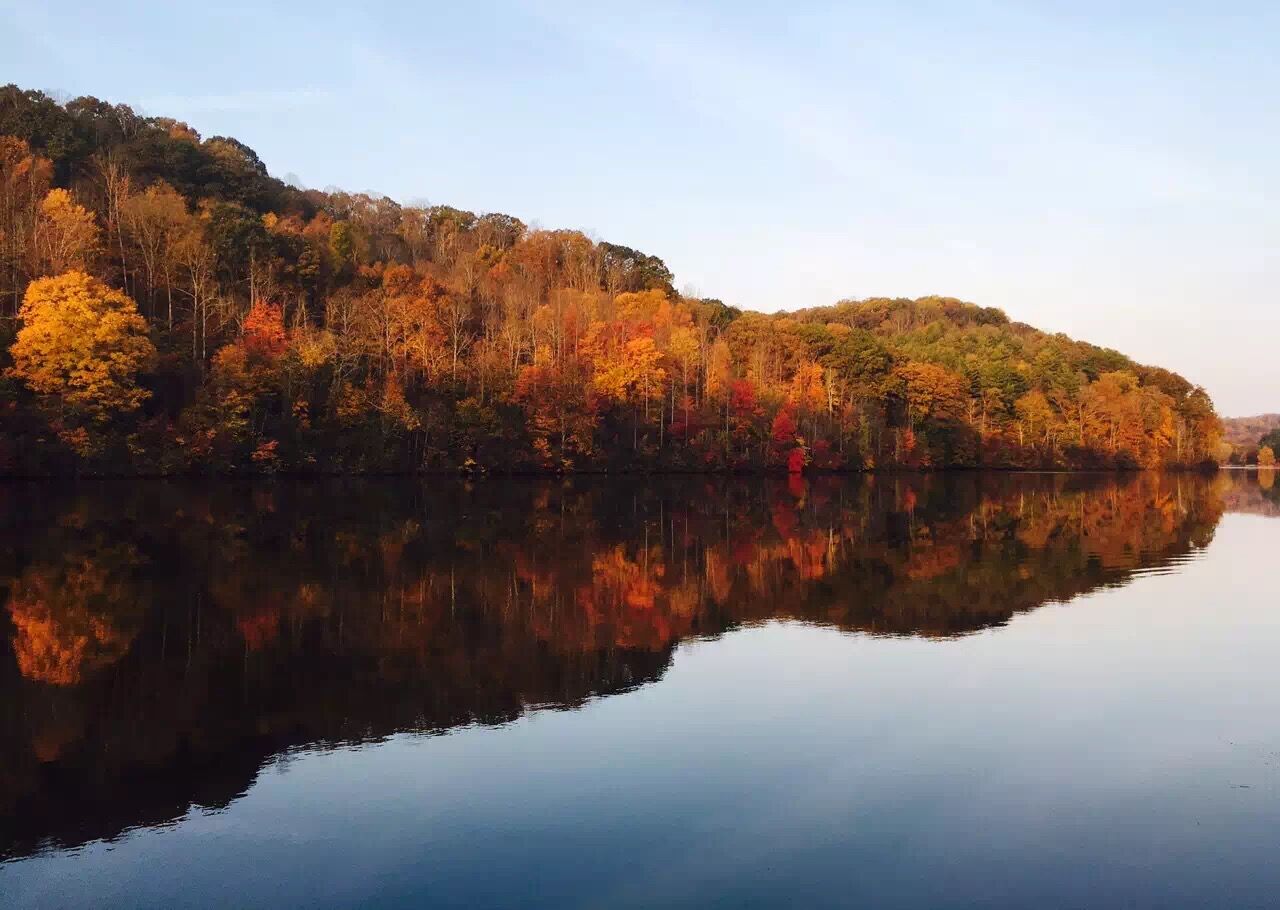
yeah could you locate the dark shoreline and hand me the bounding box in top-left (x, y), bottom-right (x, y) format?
top-left (0, 464), bottom-right (1220, 482)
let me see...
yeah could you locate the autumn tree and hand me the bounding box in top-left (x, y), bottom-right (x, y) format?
top-left (121, 180), bottom-right (188, 326)
top-left (1014, 389), bottom-right (1057, 454)
top-left (8, 271), bottom-right (155, 422)
top-left (893, 362), bottom-right (967, 429)
top-left (514, 355), bottom-right (596, 467)
top-left (0, 136), bottom-right (52, 313)
top-left (34, 188), bottom-right (100, 276)
top-left (770, 405), bottom-right (803, 470)
top-left (174, 217), bottom-right (218, 360)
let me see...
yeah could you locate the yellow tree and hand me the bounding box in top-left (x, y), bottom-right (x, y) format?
top-left (1081, 371), bottom-right (1142, 457)
top-left (893, 362), bottom-right (967, 429)
top-left (382, 265), bottom-right (448, 381)
top-left (121, 180), bottom-right (189, 326)
top-left (592, 336), bottom-right (667, 412)
top-left (1259, 445), bottom-right (1276, 468)
top-left (592, 335), bottom-right (667, 451)
top-left (1014, 389), bottom-right (1057, 451)
top-left (9, 271), bottom-right (156, 423)
top-left (34, 188), bottom-right (100, 275)
top-left (788, 360), bottom-right (828, 451)
top-left (0, 137), bottom-right (53, 314)
top-left (667, 324), bottom-right (701, 430)
top-left (174, 219), bottom-right (218, 360)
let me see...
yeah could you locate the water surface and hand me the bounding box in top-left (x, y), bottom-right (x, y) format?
top-left (2, 472), bottom-right (1278, 908)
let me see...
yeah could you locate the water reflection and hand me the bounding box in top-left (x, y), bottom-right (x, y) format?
top-left (0, 471), bottom-right (1253, 860)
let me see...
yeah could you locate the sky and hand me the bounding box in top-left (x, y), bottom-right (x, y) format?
top-left (2, 0), bottom-right (1276, 415)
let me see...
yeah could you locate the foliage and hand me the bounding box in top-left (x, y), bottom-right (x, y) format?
top-left (8, 271), bottom-right (155, 423)
top-left (0, 84), bottom-right (1224, 475)
top-left (35, 188), bottom-right (99, 275)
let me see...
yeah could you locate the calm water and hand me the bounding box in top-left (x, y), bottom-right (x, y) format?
top-left (2, 471), bottom-right (1279, 909)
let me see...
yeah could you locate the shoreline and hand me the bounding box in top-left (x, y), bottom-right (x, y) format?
top-left (0, 464), bottom-right (1224, 482)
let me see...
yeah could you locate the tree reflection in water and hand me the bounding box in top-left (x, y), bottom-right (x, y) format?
top-left (0, 471), bottom-right (1241, 859)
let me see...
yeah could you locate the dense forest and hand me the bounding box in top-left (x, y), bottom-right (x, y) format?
top-left (1221, 414), bottom-right (1280, 465)
top-left (0, 85), bottom-right (1224, 475)
top-left (0, 471), bottom-right (1230, 854)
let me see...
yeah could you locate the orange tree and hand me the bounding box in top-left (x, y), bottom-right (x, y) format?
top-left (9, 270), bottom-right (155, 424)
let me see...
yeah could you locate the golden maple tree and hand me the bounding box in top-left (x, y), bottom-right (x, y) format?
top-left (9, 270), bottom-right (156, 422)
top-left (34, 188), bottom-right (100, 275)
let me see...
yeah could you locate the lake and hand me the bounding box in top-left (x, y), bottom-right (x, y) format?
top-left (2, 471), bottom-right (1279, 909)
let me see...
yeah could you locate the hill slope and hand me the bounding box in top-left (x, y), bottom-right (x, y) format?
top-left (0, 85), bottom-right (1222, 474)
top-left (1222, 414), bottom-right (1280, 447)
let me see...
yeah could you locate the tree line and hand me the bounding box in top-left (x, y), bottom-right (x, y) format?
top-left (1221, 416), bottom-right (1280, 466)
top-left (0, 85), bottom-right (1224, 474)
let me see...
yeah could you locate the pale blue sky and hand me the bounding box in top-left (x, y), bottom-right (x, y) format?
top-left (3, 1), bottom-right (1275, 415)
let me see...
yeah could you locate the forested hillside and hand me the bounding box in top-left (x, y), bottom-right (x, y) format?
top-left (0, 85), bottom-right (1223, 474)
top-left (1222, 414), bottom-right (1280, 446)
top-left (1221, 414), bottom-right (1280, 465)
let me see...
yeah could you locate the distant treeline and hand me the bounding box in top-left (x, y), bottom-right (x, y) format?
top-left (1221, 414), bottom-right (1280, 466)
top-left (0, 85), bottom-right (1223, 474)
